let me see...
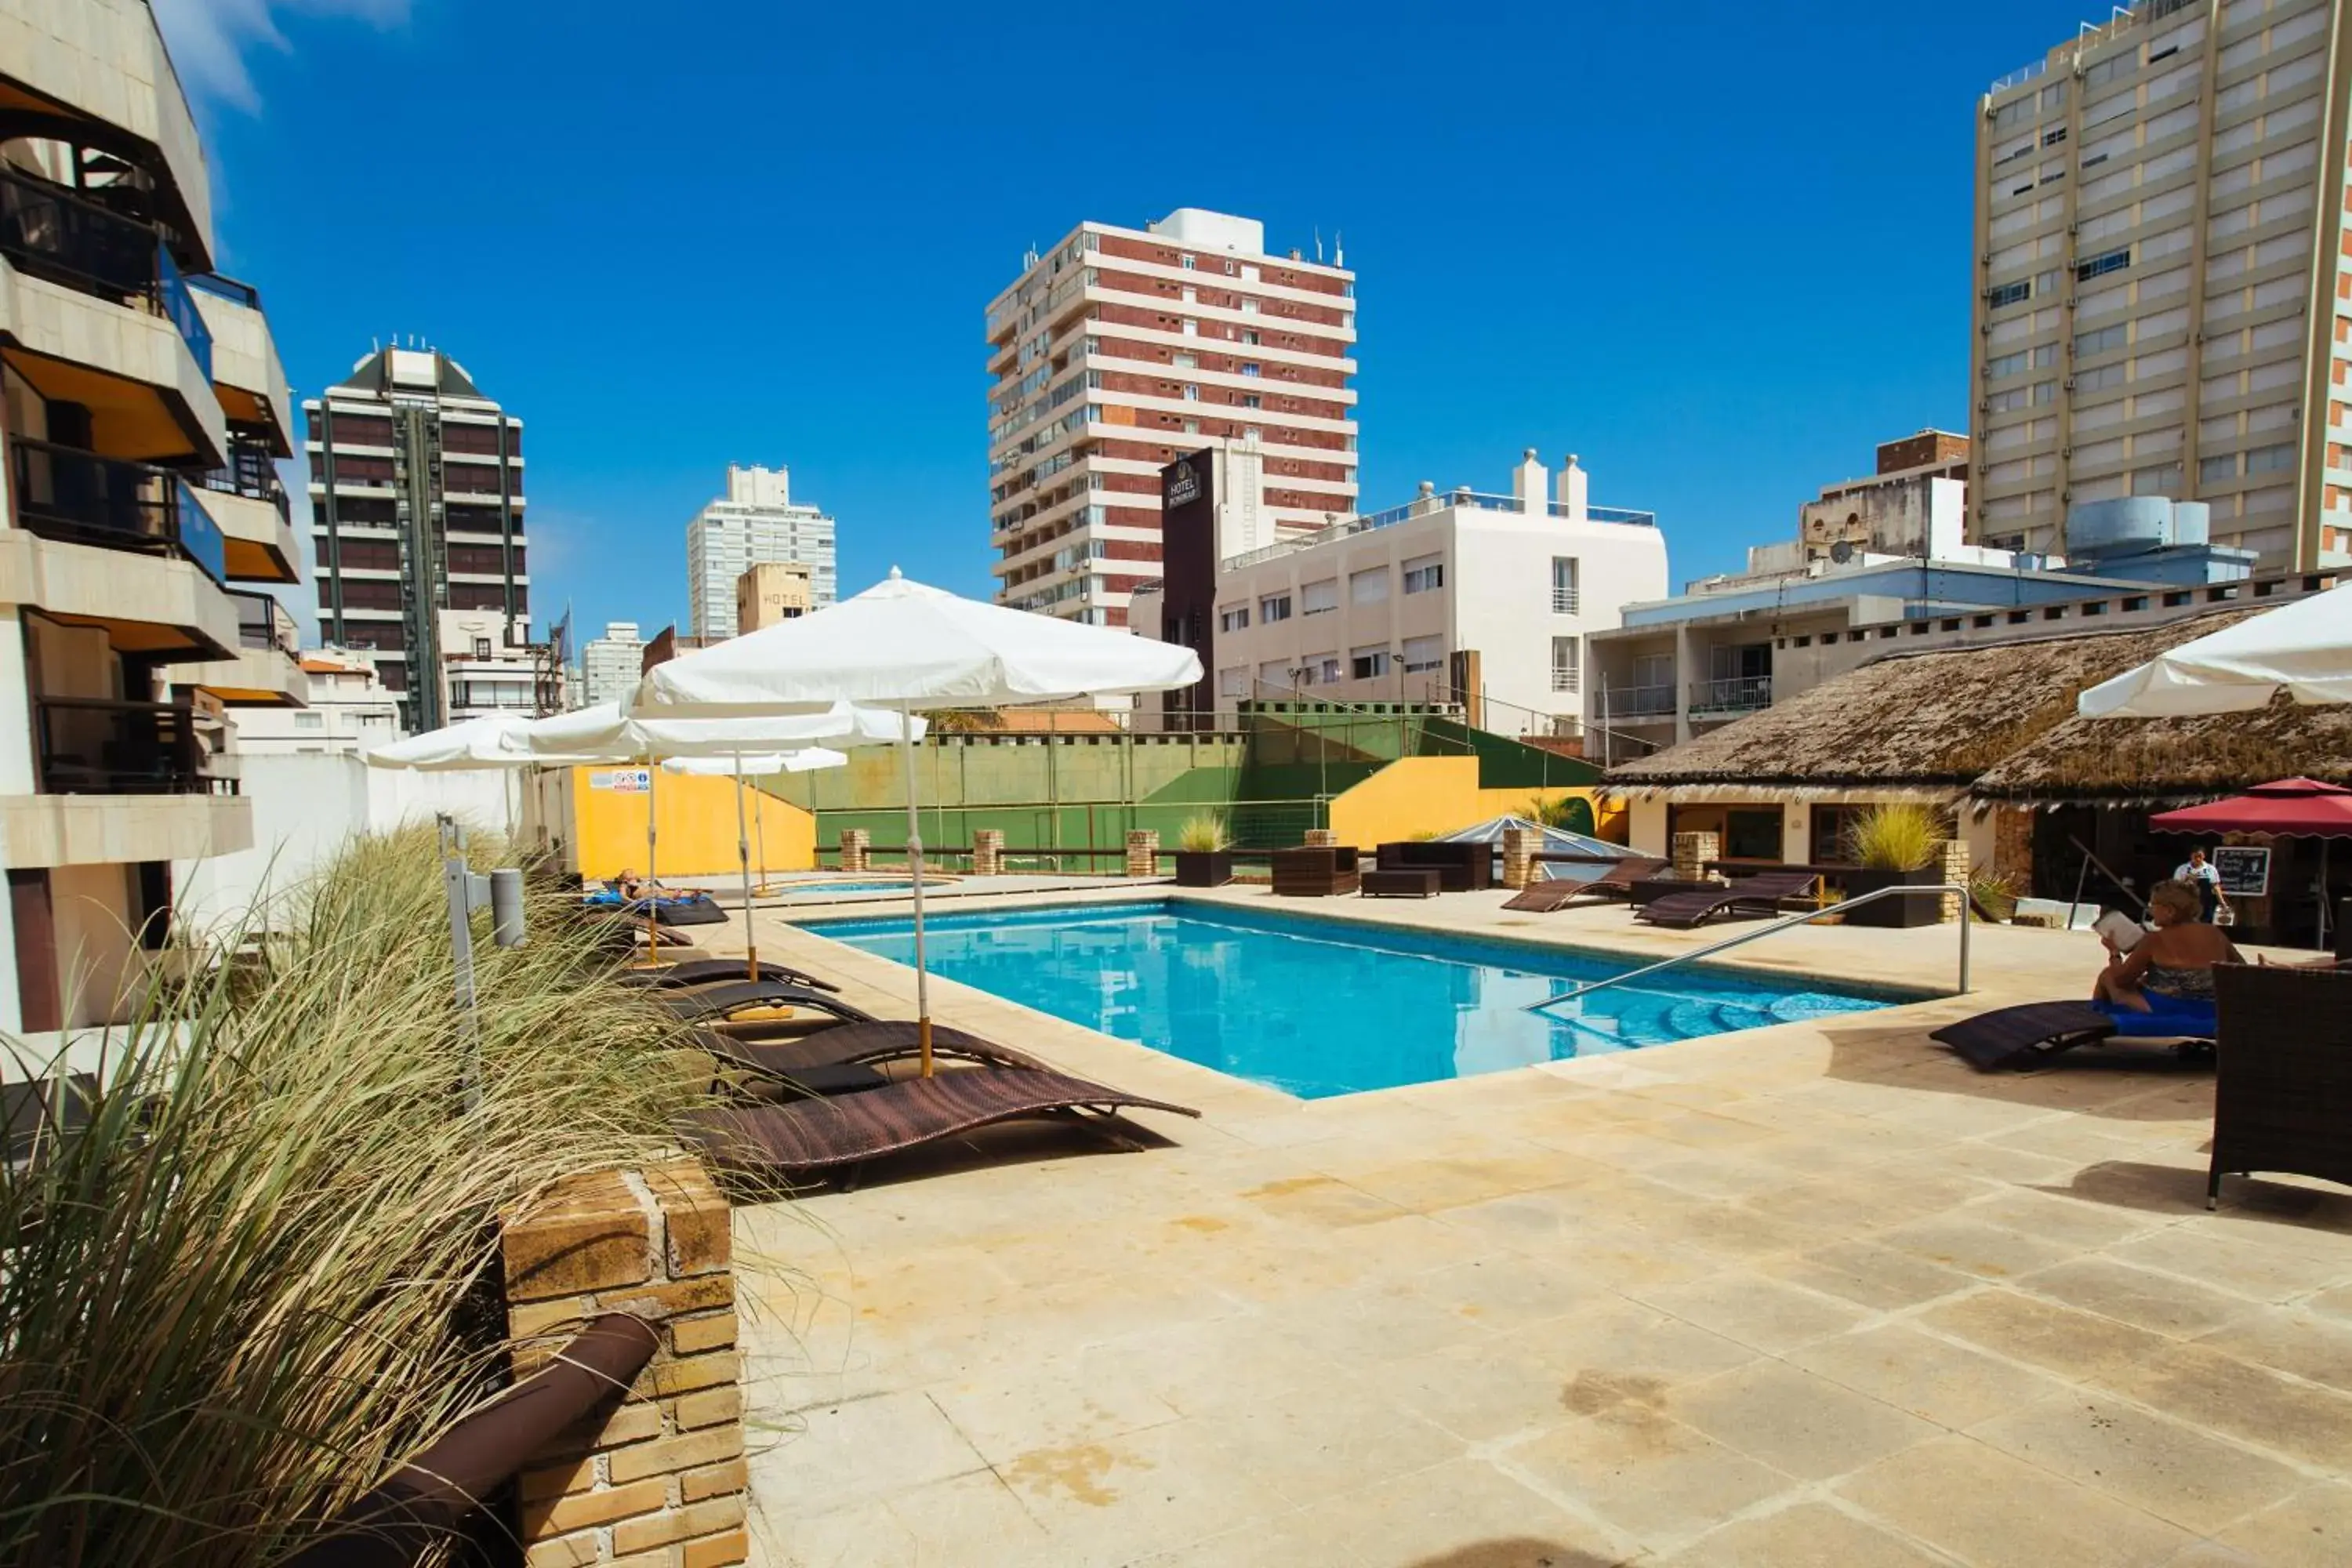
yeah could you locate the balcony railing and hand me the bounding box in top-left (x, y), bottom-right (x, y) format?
top-left (1551, 587), bottom-right (1581, 615)
top-left (34, 698), bottom-right (234, 796)
top-left (201, 434), bottom-right (290, 523)
top-left (227, 589), bottom-right (295, 653)
top-left (9, 439), bottom-right (227, 583)
top-left (1690, 675), bottom-right (1773, 713)
top-left (0, 169), bottom-right (212, 379)
top-left (1602, 684), bottom-right (1677, 717)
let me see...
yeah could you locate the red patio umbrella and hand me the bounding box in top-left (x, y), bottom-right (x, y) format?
top-left (2150, 778), bottom-right (2352, 947)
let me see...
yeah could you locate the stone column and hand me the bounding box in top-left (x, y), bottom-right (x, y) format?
top-left (1303, 828), bottom-right (1338, 848)
top-left (504, 1161), bottom-right (747, 1568)
top-left (971, 828), bottom-right (1004, 877)
top-left (1126, 829), bottom-right (1160, 877)
top-left (1501, 827), bottom-right (1536, 890)
top-left (836, 829), bottom-right (869, 874)
top-left (1671, 831), bottom-right (1719, 883)
top-left (1936, 837), bottom-right (1971, 922)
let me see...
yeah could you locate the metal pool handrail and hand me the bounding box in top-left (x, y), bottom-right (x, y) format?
top-left (1523, 884), bottom-right (1973, 1016)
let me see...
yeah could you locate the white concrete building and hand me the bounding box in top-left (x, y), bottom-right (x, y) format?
top-left (577, 620), bottom-right (644, 709)
top-left (1970, 0), bottom-right (2352, 569)
top-left (437, 608), bottom-right (546, 720)
top-left (987, 209), bottom-right (1358, 626)
top-left (229, 648), bottom-right (401, 757)
top-left (685, 465), bottom-right (837, 640)
top-left (2, 0), bottom-right (307, 1044)
top-left (1138, 452), bottom-right (1668, 735)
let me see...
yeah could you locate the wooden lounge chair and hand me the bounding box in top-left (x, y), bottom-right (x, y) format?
top-left (2209, 962), bottom-right (2352, 1208)
top-left (1932, 998), bottom-right (2216, 1072)
top-left (691, 1019), bottom-right (1051, 1083)
top-left (1635, 870), bottom-right (1820, 929)
top-left (654, 979), bottom-right (877, 1027)
top-left (614, 957), bottom-right (840, 993)
top-left (677, 1069), bottom-right (1200, 1186)
top-left (1501, 857), bottom-right (1668, 913)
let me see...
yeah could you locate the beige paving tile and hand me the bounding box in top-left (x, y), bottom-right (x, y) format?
top-left (2107, 1225), bottom-right (2352, 1304)
top-left (1372, 1338), bottom-right (1592, 1446)
top-left (2016, 1256), bottom-right (2260, 1339)
top-left (2193, 1309), bottom-right (2352, 1394)
top-left (1504, 1295), bottom-right (1762, 1410)
top-left (747, 1389), bottom-right (988, 1515)
top-left (2212, 1483), bottom-right (2352, 1568)
top-left (994, 1417), bottom-right (1293, 1568)
top-left (1260, 1277), bottom-right (1496, 1367)
top-left (1963, 1186), bottom-right (2177, 1249)
top-left (1403, 1252), bottom-right (1602, 1330)
top-left (1764, 1240), bottom-right (1977, 1312)
top-left (1075, 1310), bottom-right (1344, 1419)
top-left (1875, 1214), bottom-right (2082, 1283)
top-left (1970, 1391), bottom-right (2307, 1534)
top-left (922, 1355), bottom-right (1182, 1467)
top-left (1657, 1501), bottom-right (1951, 1566)
top-left (1918, 1287), bottom-right (2176, 1385)
top-left (1786, 1321), bottom-right (2070, 1431)
top-left (1667, 1359), bottom-right (1940, 1482)
top-left (2099, 1343), bottom-right (2352, 1470)
top-left (1498, 1404), bottom-right (1798, 1549)
top-left (1627, 1272), bottom-right (1870, 1355)
top-left (1209, 1374), bottom-right (1465, 1508)
top-left (1247, 1457), bottom-right (1631, 1568)
top-left (1834, 1435), bottom-right (2194, 1567)
top-left (873, 1468), bottom-right (1054, 1566)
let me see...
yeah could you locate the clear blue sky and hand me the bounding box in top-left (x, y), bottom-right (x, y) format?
top-left (169, 0), bottom-right (2074, 650)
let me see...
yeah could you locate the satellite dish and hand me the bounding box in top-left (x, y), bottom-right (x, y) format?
top-left (1830, 540), bottom-right (1856, 564)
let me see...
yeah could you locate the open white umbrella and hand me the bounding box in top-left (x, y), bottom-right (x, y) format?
top-left (659, 750), bottom-right (849, 965)
top-left (362, 713), bottom-right (598, 771)
top-left (516, 705), bottom-right (910, 971)
top-left (628, 568), bottom-right (1201, 1073)
top-left (2078, 583), bottom-right (2352, 718)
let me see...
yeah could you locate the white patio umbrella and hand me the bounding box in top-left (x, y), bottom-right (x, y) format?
top-left (2078, 582), bottom-right (2352, 718)
top-left (627, 568), bottom-right (1202, 1073)
top-left (659, 750), bottom-right (849, 967)
top-left (362, 713), bottom-right (597, 771)
top-left (515, 704), bottom-right (913, 971)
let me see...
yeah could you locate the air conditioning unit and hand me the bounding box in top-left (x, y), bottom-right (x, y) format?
top-left (2063, 376), bottom-right (2077, 390)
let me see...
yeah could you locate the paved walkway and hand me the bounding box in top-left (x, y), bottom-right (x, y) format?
top-left (695, 884), bottom-right (2350, 1567)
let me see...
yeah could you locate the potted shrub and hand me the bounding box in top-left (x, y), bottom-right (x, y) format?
top-left (1840, 803), bottom-right (1944, 928)
top-left (1173, 813), bottom-right (1233, 887)
top-left (1969, 865), bottom-right (2019, 924)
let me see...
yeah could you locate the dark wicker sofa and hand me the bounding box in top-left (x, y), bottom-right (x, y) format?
top-left (2209, 962), bottom-right (2352, 1208)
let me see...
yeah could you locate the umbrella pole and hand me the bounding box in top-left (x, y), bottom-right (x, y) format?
top-left (735, 753), bottom-right (758, 982)
top-left (640, 764), bottom-right (660, 967)
top-left (901, 708), bottom-right (932, 1076)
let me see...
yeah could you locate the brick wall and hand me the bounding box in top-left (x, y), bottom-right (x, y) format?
top-left (503, 1161), bottom-right (748, 1568)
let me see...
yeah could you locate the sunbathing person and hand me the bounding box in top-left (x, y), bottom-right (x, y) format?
top-left (609, 868), bottom-right (673, 901)
top-left (2092, 877), bottom-right (2241, 1026)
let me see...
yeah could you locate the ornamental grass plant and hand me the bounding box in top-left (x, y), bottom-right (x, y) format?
top-left (1844, 802), bottom-right (1944, 873)
top-left (0, 826), bottom-right (704, 1566)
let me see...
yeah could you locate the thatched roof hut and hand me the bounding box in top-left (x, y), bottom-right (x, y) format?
top-left (1973, 699), bottom-right (2352, 805)
top-left (1602, 607), bottom-right (2305, 804)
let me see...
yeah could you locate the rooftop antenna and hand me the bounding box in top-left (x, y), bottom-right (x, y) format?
top-left (1333, 230), bottom-right (1344, 267)
top-left (1312, 227), bottom-right (1323, 263)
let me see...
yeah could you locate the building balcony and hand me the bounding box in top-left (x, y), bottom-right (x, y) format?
top-left (186, 274), bottom-right (294, 454)
top-left (0, 169), bottom-right (213, 379)
top-left (33, 696), bottom-right (237, 796)
top-left (1600, 684), bottom-right (1677, 718)
top-left (1689, 675), bottom-right (1773, 715)
top-left (9, 437), bottom-right (225, 582)
top-left (177, 590), bottom-right (307, 707)
top-left (189, 461), bottom-right (299, 586)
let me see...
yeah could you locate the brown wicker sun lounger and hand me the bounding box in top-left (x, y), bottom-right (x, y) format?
top-left (677, 1069), bottom-right (1200, 1184)
top-left (691, 1019), bottom-right (1051, 1082)
top-left (1635, 870), bottom-right (1819, 929)
top-left (655, 979), bottom-right (877, 1026)
top-left (1501, 857), bottom-right (1668, 913)
top-left (1930, 1002), bottom-right (2120, 1071)
top-left (615, 957), bottom-right (840, 993)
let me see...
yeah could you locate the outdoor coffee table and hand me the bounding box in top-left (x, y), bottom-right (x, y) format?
top-left (1362, 867), bottom-right (1441, 898)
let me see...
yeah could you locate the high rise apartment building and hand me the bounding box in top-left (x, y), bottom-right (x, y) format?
top-left (735, 561), bottom-right (811, 633)
top-left (578, 620), bottom-right (645, 708)
top-left (684, 465), bottom-right (837, 641)
top-left (1969, 0), bottom-right (2352, 569)
top-left (2, 0), bottom-right (307, 1038)
top-left (303, 346), bottom-right (531, 731)
top-left (986, 209), bottom-right (1359, 626)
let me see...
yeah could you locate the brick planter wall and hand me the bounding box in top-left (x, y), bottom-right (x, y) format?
top-left (971, 828), bottom-right (1004, 877)
top-left (1501, 827), bottom-right (1535, 890)
top-left (1936, 838), bottom-right (1970, 922)
top-left (1671, 831), bottom-right (1719, 882)
top-left (836, 829), bottom-right (869, 874)
top-left (1125, 829), bottom-right (1160, 878)
top-left (503, 1161), bottom-right (747, 1568)
top-left (1303, 828), bottom-right (1338, 848)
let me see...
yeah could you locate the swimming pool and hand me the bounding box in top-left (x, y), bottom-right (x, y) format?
top-left (803, 900), bottom-right (1892, 1098)
top-left (771, 878), bottom-right (948, 897)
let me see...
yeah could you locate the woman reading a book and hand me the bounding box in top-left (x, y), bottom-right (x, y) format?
top-left (2092, 878), bottom-right (2241, 1026)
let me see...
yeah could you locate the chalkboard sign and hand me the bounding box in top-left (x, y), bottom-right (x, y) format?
top-left (2210, 846), bottom-right (2270, 896)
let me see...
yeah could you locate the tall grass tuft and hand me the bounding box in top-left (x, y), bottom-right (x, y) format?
top-left (0, 825), bottom-right (704, 1566)
top-left (1174, 812), bottom-right (1230, 854)
top-left (1845, 802), bottom-right (1944, 872)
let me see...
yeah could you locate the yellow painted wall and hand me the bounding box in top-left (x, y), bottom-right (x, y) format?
top-left (561, 768), bottom-right (815, 879)
top-left (1323, 757), bottom-right (1597, 849)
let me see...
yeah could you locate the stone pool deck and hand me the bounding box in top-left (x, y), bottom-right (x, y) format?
top-left (695, 884), bottom-right (2352, 1567)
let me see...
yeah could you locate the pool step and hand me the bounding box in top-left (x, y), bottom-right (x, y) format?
top-left (1662, 998), bottom-right (1779, 1040)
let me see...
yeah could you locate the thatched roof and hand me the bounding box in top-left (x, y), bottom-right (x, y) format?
top-left (1604, 608), bottom-right (2269, 797)
top-left (1973, 699), bottom-right (2352, 804)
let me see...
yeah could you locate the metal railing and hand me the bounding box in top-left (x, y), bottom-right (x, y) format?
top-left (1690, 675), bottom-right (1773, 712)
top-left (227, 589), bottom-right (296, 653)
top-left (1525, 883), bottom-right (1972, 1016)
top-left (9, 439), bottom-right (226, 583)
top-left (33, 697), bottom-right (233, 796)
top-left (1602, 683), bottom-right (1676, 717)
top-left (0, 169), bottom-right (212, 377)
top-left (1552, 587), bottom-right (1581, 615)
top-left (201, 433), bottom-right (289, 522)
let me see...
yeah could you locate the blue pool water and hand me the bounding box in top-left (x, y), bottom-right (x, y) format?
top-left (777, 879), bottom-right (943, 896)
top-left (804, 901), bottom-right (1891, 1098)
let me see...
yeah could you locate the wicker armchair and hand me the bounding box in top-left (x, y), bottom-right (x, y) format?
top-left (2209, 963), bottom-right (2352, 1209)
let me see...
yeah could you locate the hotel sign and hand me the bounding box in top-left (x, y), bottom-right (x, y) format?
top-left (1166, 457), bottom-right (1203, 508)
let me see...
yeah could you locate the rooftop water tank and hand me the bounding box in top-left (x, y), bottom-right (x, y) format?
top-left (2067, 497), bottom-right (2172, 557)
top-left (2171, 501), bottom-right (2210, 546)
